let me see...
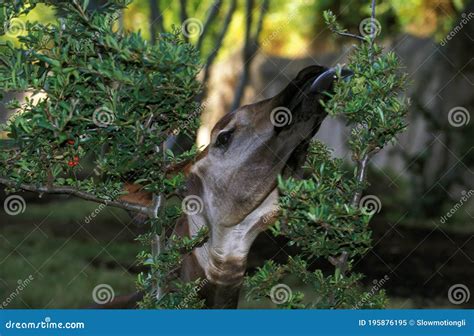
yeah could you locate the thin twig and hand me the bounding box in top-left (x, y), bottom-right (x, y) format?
top-left (351, 147), bottom-right (380, 207)
top-left (0, 177), bottom-right (152, 215)
top-left (330, 29), bottom-right (365, 41)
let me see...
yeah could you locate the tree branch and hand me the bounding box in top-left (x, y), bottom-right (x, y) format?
top-left (230, 0), bottom-right (268, 112)
top-left (0, 177), bottom-right (152, 216)
top-left (149, 0), bottom-right (165, 43)
top-left (179, 0), bottom-right (189, 43)
top-left (351, 147), bottom-right (380, 207)
top-left (351, 0), bottom-right (379, 207)
top-left (370, 0), bottom-right (376, 50)
top-left (330, 29), bottom-right (365, 41)
top-left (196, 0), bottom-right (223, 52)
top-left (198, 0), bottom-right (237, 102)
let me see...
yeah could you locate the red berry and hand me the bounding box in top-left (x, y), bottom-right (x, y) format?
top-left (67, 139), bottom-right (75, 145)
top-left (67, 161), bottom-right (75, 167)
top-left (73, 156), bottom-right (79, 162)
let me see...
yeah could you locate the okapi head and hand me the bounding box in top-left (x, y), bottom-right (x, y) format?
top-left (179, 65), bottom-right (351, 307)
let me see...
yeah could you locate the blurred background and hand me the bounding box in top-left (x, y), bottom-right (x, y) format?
top-left (1, 0), bottom-right (473, 308)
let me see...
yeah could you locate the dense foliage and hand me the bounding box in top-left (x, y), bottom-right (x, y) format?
top-left (0, 0), bottom-right (207, 308)
top-left (244, 10), bottom-right (408, 308)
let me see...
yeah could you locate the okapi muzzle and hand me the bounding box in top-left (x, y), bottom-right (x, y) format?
top-left (180, 65), bottom-right (352, 308)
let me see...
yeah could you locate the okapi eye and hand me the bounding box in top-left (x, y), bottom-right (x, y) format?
top-left (215, 129), bottom-right (234, 148)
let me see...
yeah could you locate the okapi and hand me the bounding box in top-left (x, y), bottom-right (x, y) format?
top-left (116, 65), bottom-right (351, 309)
